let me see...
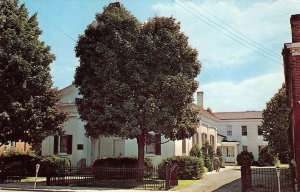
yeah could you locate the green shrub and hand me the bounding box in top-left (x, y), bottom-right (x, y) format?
top-left (190, 144), bottom-right (202, 158)
top-left (216, 147), bottom-right (225, 168)
top-left (38, 156), bottom-right (71, 176)
top-left (201, 142), bottom-right (215, 171)
top-left (201, 142), bottom-right (214, 159)
top-left (258, 146), bottom-right (276, 166)
top-left (237, 151), bottom-right (254, 166)
top-left (159, 156), bottom-right (205, 179)
top-left (0, 151), bottom-right (38, 177)
top-left (204, 157), bottom-right (214, 171)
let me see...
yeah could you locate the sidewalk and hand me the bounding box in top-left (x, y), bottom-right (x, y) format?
top-left (178, 166), bottom-right (241, 192)
top-left (0, 182), bottom-right (164, 192)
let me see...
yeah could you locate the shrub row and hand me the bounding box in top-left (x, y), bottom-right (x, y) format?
top-left (237, 146), bottom-right (277, 167)
top-left (158, 156), bottom-right (205, 180)
top-left (0, 151), bottom-right (70, 177)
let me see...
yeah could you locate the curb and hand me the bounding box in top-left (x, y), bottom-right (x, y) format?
top-left (0, 187), bottom-right (72, 192)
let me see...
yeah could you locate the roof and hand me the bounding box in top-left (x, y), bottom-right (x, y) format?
top-left (213, 111), bottom-right (262, 120)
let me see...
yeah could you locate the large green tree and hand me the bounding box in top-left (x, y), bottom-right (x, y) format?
top-left (0, 0), bottom-right (66, 148)
top-left (75, 3), bottom-right (200, 168)
top-left (261, 84), bottom-right (293, 162)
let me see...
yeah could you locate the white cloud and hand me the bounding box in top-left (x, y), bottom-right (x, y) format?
top-left (198, 72), bottom-right (284, 112)
top-left (152, 0), bottom-right (300, 68)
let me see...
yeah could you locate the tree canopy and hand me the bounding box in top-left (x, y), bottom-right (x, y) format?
top-left (74, 3), bottom-right (201, 167)
top-left (0, 0), bottom-right (66, 147)
top-left (261, 84), bottom-right (292, 162)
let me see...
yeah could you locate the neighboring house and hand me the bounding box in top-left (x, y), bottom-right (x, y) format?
top-left (42, 86), bottom-right (219, 166)
top-left (283, 14), bottom-right (300, 186)
top-left (214, 111), bottom-right (267, 163)
top-left (0, 141), bottom-right (31, 154)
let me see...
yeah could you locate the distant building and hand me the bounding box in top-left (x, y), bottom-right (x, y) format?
top-left (283, 13), bottom-right (300, 187)
top-left (0, 141), bottom-right (31, 154)
top-left (214, 111), bottom-right (267, 163)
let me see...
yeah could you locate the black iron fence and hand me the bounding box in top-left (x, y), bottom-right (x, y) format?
top-left (241, 165), bottom-right (295, 192)
top-left (46, 164), bottom-right (178, 190)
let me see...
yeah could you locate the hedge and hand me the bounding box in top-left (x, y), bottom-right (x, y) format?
top-left (158, 156), bottom-right (205, 180)
top-left (258, 146), bottom-right (276, 166)
top-left (237, 151), bottom-right (254, 166)
top-left (0, 151), bottom-right (70, 177)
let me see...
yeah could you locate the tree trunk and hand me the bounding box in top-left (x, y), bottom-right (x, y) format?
top-left (137, 133), bottom-right (146, 169)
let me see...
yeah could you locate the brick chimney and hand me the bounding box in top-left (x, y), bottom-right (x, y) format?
top-left (197, 92), bottom-right (203, 108)
top-left (291, 14), bottom-right (300, 43)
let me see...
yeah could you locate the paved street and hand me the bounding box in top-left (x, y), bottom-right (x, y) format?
top-left (179, 166), bottom-right (241, 192)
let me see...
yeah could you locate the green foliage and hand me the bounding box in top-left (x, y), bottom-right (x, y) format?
top-left (204, 157), bottom-right (213, 171)
top-left (0, 150), bottom-right (38, 176)
top-left (190, 144), bottom-right (202, 158)
top-left (159, 156), bottom-right (205, 179)
top-left (258, 146), bottom-right (276, 166)
top-left (201, 142), bottom-right (214, 159)
top-left (0, 0), bottom-right (66, 147)
top-left (261, 84), bottom-right (292, 162)
top-left (74, 2), bottom-right (200, 168)
top-left (0, 151), bottom-right (69, 177)
top-left (201, 142), bottom-right (215, 171)
top-left (237, 151), bottom-right (254, 166)
top-left (93, 157), bottom-right (153, 169)
top-left (216, 147), bottom-right (225, 168)
top-left (38, 156), bottom-right (71, 176)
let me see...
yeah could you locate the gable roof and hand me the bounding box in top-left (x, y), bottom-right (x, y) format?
top-left (213, 111), bottom-right (262, 120)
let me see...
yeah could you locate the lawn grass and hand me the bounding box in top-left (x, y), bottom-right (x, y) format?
top-left (21, 177), bottom-right (46, 182)
top-left (170, 180), bottom-right (199, 191)
top-left (277, 164), bottom-right (289, 169)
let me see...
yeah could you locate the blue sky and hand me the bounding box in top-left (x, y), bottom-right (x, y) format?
top-left (20, 0), bottom-right (300, 111)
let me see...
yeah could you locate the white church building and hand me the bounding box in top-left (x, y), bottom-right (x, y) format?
top-left (42, 85), bottom-right (219, 166)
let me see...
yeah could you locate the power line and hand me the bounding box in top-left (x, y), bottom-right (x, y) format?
top-left (175, 0), bottom-right (282, 65)
top-left (188, 0), bottom-right (280, 59)
top-left (178, 0), bottom-right (281, 61)
top-left (39, 14), bottom-right (77, 43)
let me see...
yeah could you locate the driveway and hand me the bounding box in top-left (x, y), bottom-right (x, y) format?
top-left (179, 166), bottom-right (241, 192)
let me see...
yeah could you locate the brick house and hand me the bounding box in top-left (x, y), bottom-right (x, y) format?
top-left (283, 14), bottom-right (300, 187)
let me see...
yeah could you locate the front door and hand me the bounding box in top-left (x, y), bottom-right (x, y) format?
top-left (223, 146), bottom-right (235, 162)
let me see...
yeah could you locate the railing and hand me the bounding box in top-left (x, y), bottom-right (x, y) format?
top-left (241, 165), bottom-right (295, 192)
top-left (76, 158), bottom-right (86, 168)
top-left (46, 164), bottom-right (178, 190)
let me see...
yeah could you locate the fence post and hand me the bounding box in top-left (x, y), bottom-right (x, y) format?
top-left (46, 164), bottom-right (50, 186)
top-left (241, 165), bottom-right (251, 192)
top-left (165, 164), bottom-right (170, 190)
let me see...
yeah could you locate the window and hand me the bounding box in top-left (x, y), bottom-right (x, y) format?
top-left (60, 135), bottom-right (68, 153)
top-left (193, 132), bottom-right (199, 145)
top-left (146, 134), bottom-right (161, 155)
top-left (242, 126), bottom-right (247, 136)
top-left (258, 126), bottom-right (263, 136)
top-left (226, 125), bottom-right (232, 136)
top-left (242, 145), bottom-right (248, 152)
top-left (77, 144), bottom-right (83, 150)
top-left (210, 135), bottom-right (215, 146)
top-left (202, 133), bottom-right (207, 142)
top-left (182, 139), bottom-right (186, 154)
top-left (54, 135), bottom-right (72, 155)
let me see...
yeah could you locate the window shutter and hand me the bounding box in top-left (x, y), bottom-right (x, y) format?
top-left (53, 136), bottom-right (58, 155)
top-left (67, 135), bottom-right (73, 154)
top-left (155, 134), bottom-right (161, 155)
